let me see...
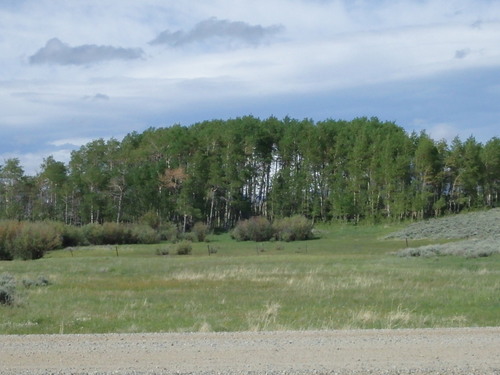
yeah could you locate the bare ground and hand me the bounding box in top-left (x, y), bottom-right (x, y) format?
top-left (1, 328), bottom-right (499, 374)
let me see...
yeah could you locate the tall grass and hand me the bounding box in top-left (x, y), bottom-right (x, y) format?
top-left (0, 224), bottom-right (498, 334)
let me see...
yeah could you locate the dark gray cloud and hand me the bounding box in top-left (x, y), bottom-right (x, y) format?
top-left (149, 17), bottom-right (284, 48)
top-left (29, 38), bottom-right (143, 65)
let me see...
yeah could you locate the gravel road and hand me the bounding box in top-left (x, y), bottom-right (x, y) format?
top-left (1, 328), bottom-right (499, 375)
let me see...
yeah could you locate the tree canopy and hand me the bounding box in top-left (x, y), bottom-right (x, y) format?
top-left (1, 116), bottom-right (498, 228)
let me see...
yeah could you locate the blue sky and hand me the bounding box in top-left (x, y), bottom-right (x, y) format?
top-left (1, 0), bottom-right (499, 175)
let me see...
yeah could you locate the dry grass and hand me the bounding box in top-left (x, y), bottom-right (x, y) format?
top-left (247, 301), bottom-right (282, 331)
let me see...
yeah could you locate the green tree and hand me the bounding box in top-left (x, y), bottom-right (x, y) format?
top-left (69, 139), bottom-right (118, 223)
top-left (36, 156), bottom-right (68, 221)
top-left (461, 136), bottom-right (485, 208)
top-left (0, 158), bottom-right (26, 219)
top-left (481, 137), bottom-right (500, 207)
top-left (412, 132), bottom-right (443, 218)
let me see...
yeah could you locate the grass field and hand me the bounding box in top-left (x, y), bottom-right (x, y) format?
top-left (0, 222), bottom-right (499, 334)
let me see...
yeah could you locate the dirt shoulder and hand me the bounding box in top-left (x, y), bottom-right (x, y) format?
top-left (1, 327), bottom-right (499, 374)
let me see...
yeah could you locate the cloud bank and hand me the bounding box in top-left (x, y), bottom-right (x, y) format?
top-left (149, 17), bottom-right (284, 48)
top-left (29, 38), bottom-right (143, 65)
top-left (1, 0), bottom-right (499, 175)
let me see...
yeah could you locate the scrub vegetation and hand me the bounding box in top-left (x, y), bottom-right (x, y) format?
top-left (389, 208), bottom-right (500, 258)
top-left (1, 212), bottom-right (498, 334)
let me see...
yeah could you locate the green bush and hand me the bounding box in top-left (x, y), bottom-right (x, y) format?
top-left (60, 224), bottom-right (85, 247)
top-left (231, 215), bottom-right (313, 242)
top-left (155, 246), bottom-right (170, 256)
top-left (273, 215), bottom-right (314, 242)
top-left (0, 273), bottom-right (16, 305)
top-left (181, 231), bottom-right (198, 242)
top-left (130, 224), bottom-right (160, 244)
top-left (0, 221), bottom-right (162, 260)
top-left (0, 221), bottom-right (22, 260)
top-left (80, 223), bottom-right (159, 245)
top-left (175, 240), bottom-right (192, 255)
top-left (81, 223), bottom-right (105, 245)
top-left (102, 222), bottom-right (132, 244)
top-left (232, 216), bottom-right (273, 242)
top-left (11, 222), bottom-right (62, 260)
top-left (159, 221), bottom-right (179, 242)
top-left (192, 222), bottom-right (209, 242)
top-left (0, 221), bottom-right (64, 260)
top-left (139, 210), bottom-right (160, 230)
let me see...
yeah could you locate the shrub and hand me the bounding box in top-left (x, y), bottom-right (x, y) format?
top-left (11, 221), bottom-right (62, 260)
top-left (181, 231), bottom-right (198, 242)
top-left (22, 276), bottom-right (50, 288)
top-left (155, 246), bottom-right (170, 256)
top-left (0, 221), bottom-right (22, 260)
top-left (273, 215), bottom-right (314, 242)
top-left (192, 222), bottom-right (209, 242)
top-left (130, 224), bottom-right (160, 244)
top-left (385, 208), bottom-right (500, 240)
top-left (175, 240), bottom-right (192, 255)
top-left (139, 210), bottom-right (160, 230)
top-left (81, 223), bottom-right (105, 245)
top-left (80, 223), bottom-right (160, 245)
top-left (159, 222), bottom-right (179, 242)
top-left (395, 236), bottom-right (500, 258)
top-left (232, 216), bottom-right (273, 242)
top-left (0, 273), bottom-right (16, 305)
top-left (207, 244), bottom-right (218, 255)
top-left (0, 221), bottom-right (64, 260)
top-left (60, 224), bottom-right (85, 247)
top-left (101, 222), bottom-right (129, 244)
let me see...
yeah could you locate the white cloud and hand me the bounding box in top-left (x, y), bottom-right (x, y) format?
top-left (427, 123), bottom-right (461, 142)
top-left (0, 151), bottom-right (45, 176)
top-left (49, 138), bottom-right (95, 147)
top-left (1, 0), bottom-right (500, 174)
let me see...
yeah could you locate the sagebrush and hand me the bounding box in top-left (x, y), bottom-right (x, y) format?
top-left (0, 273), bottom-right (16, 305)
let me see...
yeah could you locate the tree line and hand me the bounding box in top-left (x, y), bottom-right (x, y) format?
top-left (1, 116), bottom-right (499, 229)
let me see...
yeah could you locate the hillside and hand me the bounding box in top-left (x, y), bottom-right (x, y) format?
top-left (386, 208), bottom-right (500, 257)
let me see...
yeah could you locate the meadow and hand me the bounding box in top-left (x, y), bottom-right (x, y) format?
top-left (0, 223), bottom-right (499, 334)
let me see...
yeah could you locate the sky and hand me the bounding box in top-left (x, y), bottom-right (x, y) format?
top-left (1, 0), bottom-right (500, 175)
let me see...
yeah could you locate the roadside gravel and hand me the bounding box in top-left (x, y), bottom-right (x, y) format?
top-left (1, 327), bottom-right (499, 374)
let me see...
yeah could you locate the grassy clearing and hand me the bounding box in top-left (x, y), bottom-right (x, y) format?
top-left (0, 223), bottom-right (498, 334)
